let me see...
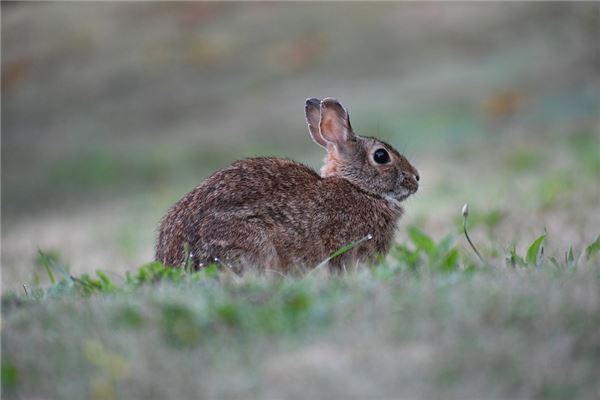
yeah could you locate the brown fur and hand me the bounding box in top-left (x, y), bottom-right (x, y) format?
top-left (156, 98), bottom-right (419, 272)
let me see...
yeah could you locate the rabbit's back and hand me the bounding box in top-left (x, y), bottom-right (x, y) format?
top-left (156, 157), bottom-right (399, 270)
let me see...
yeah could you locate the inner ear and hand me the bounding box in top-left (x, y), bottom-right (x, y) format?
top-left (304, 97), bottom-right (327, 148)
top-left (319, 98), bottom-right (355, 148)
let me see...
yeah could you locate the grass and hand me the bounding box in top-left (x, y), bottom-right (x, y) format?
top-left (2, 4), bottom-right (599, 399)
top-left (3, 96), bottom-right (598, 400)
top-left (3, 127), bottom-right (599, 400)
top-left (2, 223), bottom-right (599, 400)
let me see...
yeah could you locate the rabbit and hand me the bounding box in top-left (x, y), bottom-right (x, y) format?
top-left (156, 97), bottom-right (419, 272)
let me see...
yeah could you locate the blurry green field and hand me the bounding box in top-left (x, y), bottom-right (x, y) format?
top-left (2, 3), bottom-right (600, 400)
top-left (3, 125), bottom-right (599, 398)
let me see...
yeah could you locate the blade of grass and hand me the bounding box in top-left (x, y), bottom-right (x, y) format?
top-left (526, 234), bottom-right (546, 267)
top-left (308, 233), bottom-right (373, 276)
top-left (585, 235), bottom-right (600, 260)
top-left (37, 250), bottom-right (56, 284)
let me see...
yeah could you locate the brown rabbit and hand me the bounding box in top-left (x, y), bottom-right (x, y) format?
top-left (156, 98), bottom-right (419, 272)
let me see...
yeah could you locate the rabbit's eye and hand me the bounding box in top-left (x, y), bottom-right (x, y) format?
top-left (373, 148), bottom-right (390, 164)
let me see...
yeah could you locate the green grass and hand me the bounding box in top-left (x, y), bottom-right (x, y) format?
top-left (2, 4), bottom-right (599, 399)
top-left (3, 109), bottom-right (598, 400)
top-left (3, 227), bottom-right (599, 400)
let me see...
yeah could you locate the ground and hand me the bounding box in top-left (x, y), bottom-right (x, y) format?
top-left (1, 3), bottom-right (599, 400)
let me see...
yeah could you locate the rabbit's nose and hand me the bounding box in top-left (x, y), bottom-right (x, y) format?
top-left (411, 176), bottom-right (419, 192)
top-left (402, 172), bottom-right (419, 192)
top-left (412, 173), bottom-right (419, 189)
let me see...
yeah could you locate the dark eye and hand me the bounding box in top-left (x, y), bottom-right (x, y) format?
top-left (373, 148), bottom-right (390, 164)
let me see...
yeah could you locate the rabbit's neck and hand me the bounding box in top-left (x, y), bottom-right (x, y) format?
top-left (320, 152), bottom-right (340, 178)
top-left (322, 164), bottom-right (404, 218)
top-left (382, 194), bottom-right (405, 213)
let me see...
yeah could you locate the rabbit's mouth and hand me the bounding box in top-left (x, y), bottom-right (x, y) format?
top-left (394, 192), bottom-right (412, 202)
top-left (385, 187), bottom-right (415, 203)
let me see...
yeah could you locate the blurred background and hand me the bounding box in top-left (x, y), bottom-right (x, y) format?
top-left (2, 2), bottom-right (599, 288)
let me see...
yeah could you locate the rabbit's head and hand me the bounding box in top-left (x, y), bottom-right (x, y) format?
top-left (305, 97), bottom-right (419, 205)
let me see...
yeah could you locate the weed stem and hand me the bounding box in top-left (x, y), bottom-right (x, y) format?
top-left (462, 204), bottom-right (485, 264)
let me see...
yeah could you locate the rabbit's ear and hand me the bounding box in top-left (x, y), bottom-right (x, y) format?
top-left (305, 98), bottom-right (327, 148)
top-left (319, 98), bottom-right (355, 148)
